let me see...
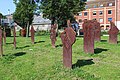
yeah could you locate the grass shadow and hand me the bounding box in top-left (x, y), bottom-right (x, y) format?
top-left (16, 45), bottom-right (30, 49)
top-left (72, 59), bottom-right (94, 69)
top-left (13, 52), bottom-right (26, 56)
top-left (6, 42), bottom-right (13, 45)
top-left (2, 52), bottom-right (26, 63)
top-left (101, 40), bottom-right (107, 42)
top-left (35, 41), bottom-right (45, 44)
top-left (56, 44), bottom-right (63, 48)
top-left (94, 48), bottom-right (108, 54)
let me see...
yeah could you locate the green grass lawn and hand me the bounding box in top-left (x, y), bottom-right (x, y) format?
top-left (0, 34), bottom-right (120, 80)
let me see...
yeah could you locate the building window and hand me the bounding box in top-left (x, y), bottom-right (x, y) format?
top-left (93, 18), bottom-right (96, 20)
top-left (108, 18), bottom-right (112, 21)
top-left (108, 10), bottom-right (112, 14)
top-left (100, 4), bottom-right (103, 8)
top-left (84, 12), bottom-right (87, 16)
top-left (79, 12), bottom-right (82, 16)
top-left (79, 19), bottom-right (82, 22)
top-left (108, 3), bottom-right (112, 6)
top-left (99, 11), bottom-right (103, 15)
top-left (99, 18), bottom-right (103, 23)
top-left (85, 5), bottom-right (88, 9)
top-left (94, 5), bottom-right (97, 8)
top-left (93, 11), bottom-right (96, 15)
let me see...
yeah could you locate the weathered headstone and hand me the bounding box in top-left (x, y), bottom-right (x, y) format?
top-left (50, 24), bottom-right (57, 48)
top-left (108, 21), bottom-right (119, 44)
top-left (0, 27), bottom-right (3, 56)
top-left (60, 25), bottom-right (76, 68)
top-left (83, 20), bottom-right (95, 53)
top-left (13, 26), bottom-right (16, 49)
top-left (3, 30), bottom-right (6, 44)
top-left (31, 25), bottom-right (35, 44)
top-left (94, 20), bottom-right (101, 41)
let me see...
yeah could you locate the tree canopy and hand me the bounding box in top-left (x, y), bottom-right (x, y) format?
top-left (40, 0), bottom-right (86, 27)
top-left (13, 0), bottom-right (37, 28)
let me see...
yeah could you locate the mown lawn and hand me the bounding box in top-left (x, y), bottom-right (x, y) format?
top-left (0, 34), bottom-right (120, 80)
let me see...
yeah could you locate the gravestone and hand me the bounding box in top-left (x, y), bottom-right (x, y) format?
top-left (13, 26), bottom-right (16, 49)
top-left (94, 20), bottom-right (101, 41)
top-left (83, 20), bottom-right (95, 53)
top-left (31, 25), bottom-right (35, 44)
top-left (50, 24), bottom-right (57, 48)
top-left (108, 21), bottom-right (119, 44)
top-left (60, 26), bottom-right (76, 68)
top-left (0, 27), bottom-right (3, 56)
top-left (4, 30), bottom-right (6, 44)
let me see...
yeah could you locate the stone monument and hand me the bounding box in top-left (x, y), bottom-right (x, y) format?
top-left (50, 24), bottom-right (57, 48)
top-left (13, 26), bottom-right (16, 49)
top-left (94, 20), bottom-right (101, 41)
top-left (83, 20), bottom-right (95, 53)
top-left (31, 25), bottom-right (35, 44)
top-left (108, 21), bottom-right (119, 44)
top-left (60, 20), bottom-right (76, 68)
top-left (0, 27), bottom-right (3, 56)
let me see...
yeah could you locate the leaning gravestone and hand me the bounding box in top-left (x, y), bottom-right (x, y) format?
top-left (0, 27), bottom-right (3, 56)
top-left (94, 20), bottom-right (101, 41)
top-left (108, 21), bottom-right (119, 44)
top-left (31, 25), bottom-right (35, 44)
top-left (50, 24), bottom-right (57, 48)
top-left (3, 29), bottom-right (6, 44)
top-left (60, 20), bottom-right (76, 68)
top-left (13, 26), bottom-right (16, 49)
top-left (83, 20), bottom-right (95, 53)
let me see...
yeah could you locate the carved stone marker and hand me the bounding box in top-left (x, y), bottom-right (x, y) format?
top-left (50, 24), bottom-right (57, 48)
top-left (0, 27), bottom-right (3, 56)
top-left (31, 25), bottom-right (35, 44)
top-left (83, 20), bottom-right (95, 53)
top-left (4, 30), bottom-right (6, 44)
top-left (94, 20), bottom-right (101, 41)
top-left (60, 27), bottom-right (76, 68)
top-left (13, 26), bottom-right (16, 49)
top-left (108, 21), bottom-right (119, 44)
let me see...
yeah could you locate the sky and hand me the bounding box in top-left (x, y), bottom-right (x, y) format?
top-left (0, 0), bottom-right (16, 15)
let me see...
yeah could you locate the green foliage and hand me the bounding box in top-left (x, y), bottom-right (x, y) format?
top-left (0, 35), bottom-right (120, 80)
top-left (13, 0), bottom-right (36, 27)
top-left (40, 0), bottom-right (86, 27)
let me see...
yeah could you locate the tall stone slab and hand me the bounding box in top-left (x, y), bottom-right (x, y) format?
top-left (4, 30), bottom-right (6, 44)
top-left (0, 27), bottom-right (3, 56)
top-left (60, 27), bottom-right (76, 68)
top-left (31, 25), bottom-right (35, 44)
top-left (94, 20), bottom-right (101, 41)
top-left (13, 26), bottom-right (16, 49)
top-left (83, 20), bottom-right (95, 54)
top-left (50, 24), bottom-right (57, 48)
top-left (108, 21), bottom-right (119, 44)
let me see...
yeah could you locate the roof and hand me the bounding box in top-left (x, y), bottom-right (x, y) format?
top-left (32, 16), bottom-right (51, 25)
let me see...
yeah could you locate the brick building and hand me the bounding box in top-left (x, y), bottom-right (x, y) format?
top-left (75, 0), bottom-right (120, 30)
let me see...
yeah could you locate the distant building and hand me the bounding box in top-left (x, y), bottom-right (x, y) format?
top-left (32, 15), bottom-right (51, 31)
top-left (75, 0), bottom-right (120, 30)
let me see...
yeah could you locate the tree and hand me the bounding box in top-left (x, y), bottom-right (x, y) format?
top-left (13, 0), bottom-right (37, 37)
top-left (40, 0), bottom-right (86, 28)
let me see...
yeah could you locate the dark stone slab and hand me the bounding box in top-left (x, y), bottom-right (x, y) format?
top-left (3, 31), bottom-right (6, 44)
top-left (0, 27), bottom-right (3, 56)
top-left (31, 26), bottom-right (35, 44)
top-left (94, 20), bottom-right (101, 41)
top-left (60, 27), bottom-right (76, 68)
top-left (50, 24), bottom-right (57, 48)
top-left (13, 26), bottom-right (16, 49)
top-left (108, 21), bottom-right (119, 44)
top-left (83, 20), bottom-right (95, 54)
